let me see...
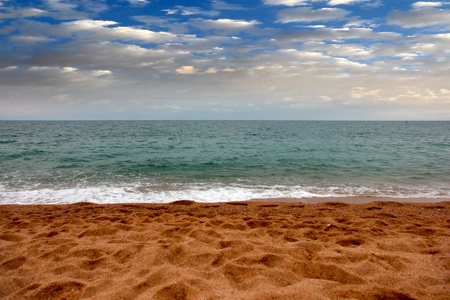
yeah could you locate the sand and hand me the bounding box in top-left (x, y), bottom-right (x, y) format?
top-left (0, 200), bottom-right (449, 300)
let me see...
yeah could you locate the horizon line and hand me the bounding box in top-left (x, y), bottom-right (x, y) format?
top-left (1, 119), bottom-right (449, 122)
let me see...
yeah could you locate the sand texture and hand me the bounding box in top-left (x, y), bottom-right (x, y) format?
top-left (0, 201), bottom-right (449, 299)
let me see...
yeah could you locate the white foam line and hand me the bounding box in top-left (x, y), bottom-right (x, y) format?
top-left (0, 185), bottom-right (448, 205)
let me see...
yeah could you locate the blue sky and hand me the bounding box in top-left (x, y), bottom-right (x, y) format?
top-left (0, 0), bottom-right (449, 120)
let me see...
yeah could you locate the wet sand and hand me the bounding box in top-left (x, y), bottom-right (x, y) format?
top-left (1, 200), bottom-right (449, 299)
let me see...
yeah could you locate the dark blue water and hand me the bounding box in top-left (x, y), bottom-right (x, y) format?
top-left (0, 121), bottom-right (449, 204)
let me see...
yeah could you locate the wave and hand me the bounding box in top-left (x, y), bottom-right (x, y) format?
top-left (0, 140), bottom-right (17, 144)
top-left (0, 183), bottom-right (448, 205)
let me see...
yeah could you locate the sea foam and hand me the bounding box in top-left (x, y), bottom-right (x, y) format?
top-left (0, 184), bottom-right (447, 205)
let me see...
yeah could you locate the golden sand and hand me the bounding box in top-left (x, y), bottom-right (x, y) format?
top-left (1, 200), bottom-right (449, 299)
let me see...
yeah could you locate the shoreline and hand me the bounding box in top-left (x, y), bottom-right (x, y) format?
top-left (250, 196), bottom-right (450, 204)
top-left (1, 196), bottom-right (449, 206)
top-left (1, 200), bottom-right (449, 299)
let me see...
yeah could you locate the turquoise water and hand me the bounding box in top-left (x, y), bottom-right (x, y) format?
top-left (0, 121), bottom-right (449, 204)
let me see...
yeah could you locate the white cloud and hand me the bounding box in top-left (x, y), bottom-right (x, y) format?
top-left (176, 66), bottom-right (197, 74)
top-left (16, 7), bottom-right (47, 17)
top-left (167, 6), bottom-right (220, 17)
top-left (387, 8), bottom-right (450, 28)
top-left (92, 70), bottom-right (112, 77)
top-left (210, 1), bottom-right (245, 10)
top-left (263, 0), bottom-right (308, 6)
top-left (0, 64), bottom-right (117, 89)
top-left (286, 49), bottom-right (327, 59)
top-left (29, 66), bottom-right (58, 72)
top-left (351, 87), bottom-right (381, 99)
top-left (62, 67), bottom-right (77, 72)
top-left (103, 26), bottom-right (177, 43)
top-left (412, 2), bottom-right (443, 9)
top-left (163, 9), bottom-right (178, 15)
top-left (387, 87), bottom-right (445, 105)
top-left (223, 67), bottom-right (236, 72)
top-left (18, 40), bottom-right (175, 72)
top-left (205, 67), bottom-right (218, 74)
top-left (0, 7), bottom-right (47, 19)
top-left (328, 0), bottom-right (368, 5)
top-left (93, 99), bottom-right (111, 106)
top-left (278, 49), bottom-right (367, 69)
top-left (132, 15), bottom-right (190, 34)
top-left (275, 26), bottom-right (399, 44)
top-left (45, 0), bottom-right (77, 13)
top-left (191, 18), bottom-right (260, 31)
top-left (334, 57), bottom-right (367, 68)
top-left (42, 0), bottom-right (102, 20)
top-left (42, 0), bottom-right (107, 16)
top-left (264, 0), bottom-right (373, 6)
top-left (10, 35), bottom-right (55, 44)
top-left (368, 41), bottom-right (439, 59)
top-left (323, 44), bottom-right (372, 57)
top-left (277, 7), bottom-right (351, 23)
top-left (434, 33), bottom-right (450, 39)
top-left (125, 0), bottom-right (150, 5)
top-left (282, 97), bottom-right (295, 102)
top-left (319, 95), bottom-right (332, 102)
top-left (62, 20), bottom-right (117, 30)
top-left (59, 20), bottom-right (179, 43)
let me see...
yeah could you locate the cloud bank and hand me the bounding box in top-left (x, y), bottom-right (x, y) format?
top-left (0, 0), bottom-right (449, 120)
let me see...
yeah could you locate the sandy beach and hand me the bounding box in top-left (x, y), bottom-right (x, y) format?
top-left (1, 200), bottom-right (449, 299)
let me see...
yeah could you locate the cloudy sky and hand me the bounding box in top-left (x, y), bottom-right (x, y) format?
top-left (1, 0), bottom-right (449, 120)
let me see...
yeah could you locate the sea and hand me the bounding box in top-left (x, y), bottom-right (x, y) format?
top-left (0, 121), bottom-right (449, 204)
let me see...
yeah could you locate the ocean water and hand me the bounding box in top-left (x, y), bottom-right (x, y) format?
top-left (0, 121), bottom-right (449, 204)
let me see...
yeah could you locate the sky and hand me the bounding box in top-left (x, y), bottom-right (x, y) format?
top-left (0, 0), bottom-right (449, 120)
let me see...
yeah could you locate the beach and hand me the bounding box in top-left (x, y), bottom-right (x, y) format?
top-left (1, 199), bottom-right (449, 299)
